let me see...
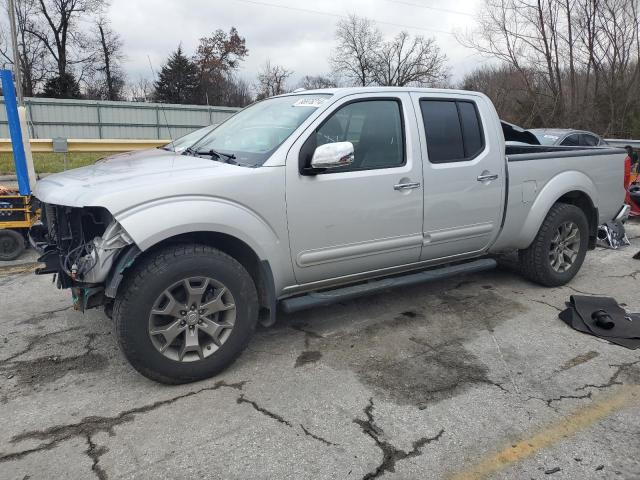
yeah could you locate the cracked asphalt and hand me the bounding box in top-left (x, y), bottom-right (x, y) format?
top-left (1, 222), bottom-right (639, 480)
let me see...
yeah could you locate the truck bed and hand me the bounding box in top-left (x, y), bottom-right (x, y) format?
top-left (506, 144), bottom-right (625, 158)
top-left (490, 145), bottom-right (627, 251)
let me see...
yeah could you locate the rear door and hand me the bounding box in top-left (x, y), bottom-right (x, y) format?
top-left (411, 93), bottom-right (505, 261)
top-left (285, 92), bottom-right (424, 285)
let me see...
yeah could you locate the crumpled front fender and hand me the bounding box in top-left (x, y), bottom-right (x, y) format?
top-left (114, 195), bottom-right (292, 291)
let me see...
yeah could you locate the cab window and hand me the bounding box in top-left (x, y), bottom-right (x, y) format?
top-left (300, 99), bottom-right (405, 173)
top-left (420, 99), bottom-right (485, 163)
top-left (581, 134), bottom-right (600, 146)
top-left (560, 134), bottom-right (581, 146)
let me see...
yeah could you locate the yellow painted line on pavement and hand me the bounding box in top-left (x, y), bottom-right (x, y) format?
top-left (450, 385), bottom-right (640, 480)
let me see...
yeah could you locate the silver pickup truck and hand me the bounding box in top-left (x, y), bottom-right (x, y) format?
top-left (31, 87), bottom-right (628, 383)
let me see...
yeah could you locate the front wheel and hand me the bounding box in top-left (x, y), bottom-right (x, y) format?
top-left (114, 244), bottom-right (258, 384)
top-left (518, 203), bottom-right (589, 287)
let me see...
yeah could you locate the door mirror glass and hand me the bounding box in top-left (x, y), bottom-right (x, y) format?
top-left (310, 141), bottom-right (354, 169)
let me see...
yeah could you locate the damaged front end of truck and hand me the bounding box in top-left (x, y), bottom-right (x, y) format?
top-left (30, 202), bottom-right (140, 313)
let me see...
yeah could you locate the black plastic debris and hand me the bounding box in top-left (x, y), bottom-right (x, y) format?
top-left (596, 221), bottom-right (630, 249)
top-left (633, 250), bottom-right (640, 260)
top-left (559, 295), bottom-right (640, 349)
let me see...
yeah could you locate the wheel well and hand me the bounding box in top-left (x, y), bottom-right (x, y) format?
top-left (556, 191), bottom-right (598, 248)
top-left (140, 232), bottom-right (273, 319)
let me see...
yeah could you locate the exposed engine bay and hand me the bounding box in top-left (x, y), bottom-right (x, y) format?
top-left (30, 202), bottom-right (136, 311)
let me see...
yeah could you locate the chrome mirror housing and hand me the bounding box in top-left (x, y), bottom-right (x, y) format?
top-left (310, 141), bottom-right (354, 169)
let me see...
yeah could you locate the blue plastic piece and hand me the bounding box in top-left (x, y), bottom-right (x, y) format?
top-left (1, 69), bottom-right (30, 195)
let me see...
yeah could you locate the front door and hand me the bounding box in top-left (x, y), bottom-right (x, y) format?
top-left (286, 93), bottom-right (424, 285)
top-left (411, 93), bottom-right (505, 261)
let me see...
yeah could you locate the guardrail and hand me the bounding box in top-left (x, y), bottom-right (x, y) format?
top-left (605, 139), bottom-right (640, 149)
top-left (0, 138), bottom-right (169, 153)
top-left (3, 137), bottom-right (638, 154)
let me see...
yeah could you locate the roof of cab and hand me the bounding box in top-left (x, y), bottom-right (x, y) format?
top-left (276, 86), bottom-right (488, 99)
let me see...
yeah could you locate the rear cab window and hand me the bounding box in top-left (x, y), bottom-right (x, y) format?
top-left (419, 99), bottom-right (485, 163)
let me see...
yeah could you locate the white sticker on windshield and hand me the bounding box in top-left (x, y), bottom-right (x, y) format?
top-left (544, 134), bottom-right (559, 140)
top-left (292, 97), bottom-right (327, 108)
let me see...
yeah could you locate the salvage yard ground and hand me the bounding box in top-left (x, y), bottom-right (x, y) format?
top-left (1, 222), bottom-right (639, 479)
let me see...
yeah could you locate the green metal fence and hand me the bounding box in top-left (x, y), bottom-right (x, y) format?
top-left (0, 97), bottom-right (239, 140)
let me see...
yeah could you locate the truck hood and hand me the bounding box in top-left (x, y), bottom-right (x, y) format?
top-left (34, 149), bottom-right (249, 212)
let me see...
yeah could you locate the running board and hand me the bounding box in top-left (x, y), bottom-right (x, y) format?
top-left (280, 258), bottom-right (497, 314)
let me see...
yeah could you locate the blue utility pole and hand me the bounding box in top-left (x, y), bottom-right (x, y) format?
top-left (1, 69), bottom-right (30, 195)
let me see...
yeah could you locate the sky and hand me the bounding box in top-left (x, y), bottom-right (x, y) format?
top-left (109, 0), bottom-right (489, 89)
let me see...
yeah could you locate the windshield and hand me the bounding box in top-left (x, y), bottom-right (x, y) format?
top-left (164, 124), bottom-right (217, 152)
top-left (188, 94), bottom-right (331, 166)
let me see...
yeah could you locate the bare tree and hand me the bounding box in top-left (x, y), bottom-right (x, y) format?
top-left (373, 31), bottom-right (448, 86)
top-left (256, 60), bottom-right (292, 99)
top-left (330, 15), bottom-right (382, 86)
top-left (298, 74), bottom-right (337, 89)
top-left (223, 76), bottom-right (253, 106)
top-left (88, 17), bottom-right (124, 100)
top-left (459, 0), bottom-right (640, 137)
top-left (25, 0), bottom-right (106, 94)
top-left (125, 76), bottom-right (154, 102)
top-left (0, 0), bottom-right (48, 96)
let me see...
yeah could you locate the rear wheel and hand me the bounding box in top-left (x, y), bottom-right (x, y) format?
top-left (114, 244), bottom-right (258, 384)
top-left (519, 203), bottom-right (589, 287)
top-left (0, 229), bottom-right (25, 261)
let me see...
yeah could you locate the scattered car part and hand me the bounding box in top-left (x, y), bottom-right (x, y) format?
top-left (560, 295), bottom-right (640, 349)
top-left (597, 221), bottom-right (630, 249)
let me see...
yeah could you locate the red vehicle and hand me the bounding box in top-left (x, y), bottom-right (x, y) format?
top-left (624, 146), bottom-right (640, 217)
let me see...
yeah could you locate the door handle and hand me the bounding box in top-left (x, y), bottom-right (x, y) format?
top-left (477, 173), bottom-right (499, 182)
top-left (394, 182), bottom-right (421, 191)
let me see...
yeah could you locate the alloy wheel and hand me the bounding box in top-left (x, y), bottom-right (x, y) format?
top-left (148, 277), bottom-right (236, 362)
top-left (549, 221), bottom-right (581, 273)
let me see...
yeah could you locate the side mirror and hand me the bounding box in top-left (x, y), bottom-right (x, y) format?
top-left (310, 142), bottom-right (354, 170)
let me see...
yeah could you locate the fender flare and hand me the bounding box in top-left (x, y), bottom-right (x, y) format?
top-left (110, 195), bottom-right (291, 295)
top-left (515, 170), bottom-right (598, 249)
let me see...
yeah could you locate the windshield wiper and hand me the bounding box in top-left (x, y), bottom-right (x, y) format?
top-left (187, 147), bottom-right (236, 161)
top-left (184, 147), bottom-right (256, 167)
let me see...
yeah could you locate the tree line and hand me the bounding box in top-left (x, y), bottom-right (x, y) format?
top-left (147, 14), bottom-right (449, 105)
top-left (0, 3), bottom-right (449, 106)
top-left (0, 0), bottom-right (124, 100)
top-left (2, 1), bottom-right (639, 137)
top-left (459, 0), bottom-right (640, 138)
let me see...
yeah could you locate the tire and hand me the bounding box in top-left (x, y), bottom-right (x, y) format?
top-left (519, 203), bottom-right (589, 287)
top-left (0, 229), bottom-right (25, 261)
top-left (114, 244), bottom-right (258, 384)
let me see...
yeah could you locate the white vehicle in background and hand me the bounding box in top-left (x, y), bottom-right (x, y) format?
top-left (531, 128), bottom-right (607, 147)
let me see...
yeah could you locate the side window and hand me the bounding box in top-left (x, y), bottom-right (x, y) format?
top-left (458, 101), bottom-right (484, 158)
top-left (420, 99), bottom-right (485, 163)
top-left (560, 134), bottom-right (580, 146)
top-left (300, 99), bottom-right (405, 173)
top-left (581, 134), bottom-right (599, 146)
